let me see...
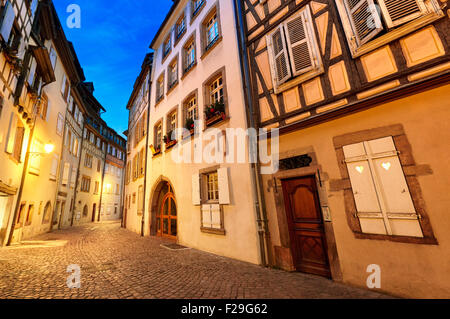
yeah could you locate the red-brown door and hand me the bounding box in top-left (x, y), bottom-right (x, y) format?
top-left (281, 176), bottom-right (331, 278)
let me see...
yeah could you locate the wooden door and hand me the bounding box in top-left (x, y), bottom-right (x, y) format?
top-left (156, 184), bottom-right (177, 239)
top-left (281, 176), bottom-right (331, 278)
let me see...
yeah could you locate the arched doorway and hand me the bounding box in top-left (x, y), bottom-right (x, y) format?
top-left (151, 180), bottom-right (177, 239)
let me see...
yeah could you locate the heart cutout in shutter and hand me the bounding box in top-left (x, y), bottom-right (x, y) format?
top-left (382, 162), bottom-right (391, 171)
top-left (355, 166), bottom-right (364, 174)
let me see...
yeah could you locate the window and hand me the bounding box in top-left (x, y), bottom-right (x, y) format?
top-left (97, 159), bottom-right (101, 172)
top-left (335, 0), bottom-right (441, 55)
top-left (16, 203), bottom-right (26, 228)
top-left (84, 154), bottom-right (93, 168)
top-left (94, 181), bottom-right (99, 194)
top-left (62, 163), bottom-right (70, 186)
top-left (184, 94), bottom-right (198, 131)
top-left (206, 172), bottom-right (219, 202)
top-left (49, 154), bottom-right (58, 181)
top-left (183, 35), bottom-right (196, 75)
top-left (73, 138), bottom-right (79, 157)
top-left (266, 6), bottom-right (322, 91)
top-left (204, 70), bottom-right (228, 127)
top-left (192, 168), bottom-right (230, 234)
top-left (81, 177), bottom-right (91, 193)
top-left (0, 1), bottom-right (16, 45)
top-left (61, 74), bottom-right (70, 102)
top-left (168, 58), bottom-right (178, 91)
top-left (116, 184), bottom-right (120, 195)
top-left (205, 12), bottom-right (219, 50)
top-left (163, 34), bottom-right (171, 59)
top-left (201, 6), bottom-right (222, 56)
top-left (154, 122), bottom-right (163, 152)
top-left (138, 186), bottom-right (144, 214)
top-left (56, 113), bottom-right (64, 136)
top-left (70, 168), bottom-right (76, 188)
top-left (7, 23), bottom-right (21, 52)
top-left (156, 74), bottom-right (164, 103)
top-left (49, 45), bottom-right (57, 69)
top-left (39, 93), bottom-right (49, 120)
top-left (42, 202), bottom-right (51, 224)
top-left (343, 136), bottom-right (423, 237)
top-left (29, 140), bottom-right (42, 175)
top-left (192, 0), bottom-right (205, 18)
top-left (175, 13), bottom-right (186, 41)
top-left (132, 193), bottom-right (136, 204)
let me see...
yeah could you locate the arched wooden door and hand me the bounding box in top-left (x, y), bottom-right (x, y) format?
top-left (156, 184), bottom-right (177, 239)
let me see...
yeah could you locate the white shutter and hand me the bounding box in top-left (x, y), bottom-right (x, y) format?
top-left (342, 0), bottom-right (383, 46)
top-left (192, 173), bottom-right (201, 205)
top-left (218, 167), bottom-right (230, 205)
top-left (70, 168), bottom-right (76, 188)
top-left (211, 204), bottom-right (221, 229)
top-left (283, 7), bottom-right (320, 76)
top-left (29, 141), bottom-right (42, 175)
top-left (28, 58), bottom-right (37, 86)
top-left (201, 204), bottom-right (212, 228)
top-left (62, 163), bottom-right (70, 185)
top-left (56, 113), bottom-right (64, 136)
top-left (378, 0), bottom-right (427, 28)
top-left (267, 25), bottom-right (292, 87)
top-left (0, 1), bottom-right (15, 43)
top-left (5, 113), bottom-right (17, 154)
top-left (50, 154), bottom-right (58, 180)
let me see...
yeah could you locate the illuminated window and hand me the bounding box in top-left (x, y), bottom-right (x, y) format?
top-left (206, 172), bottom-right (219, 202)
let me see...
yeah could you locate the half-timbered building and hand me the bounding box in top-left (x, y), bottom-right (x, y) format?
top-left (237, 0), bottom-right (450, 298)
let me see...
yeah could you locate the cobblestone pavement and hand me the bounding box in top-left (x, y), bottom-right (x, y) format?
top-left (0, 222), bottom-right (391, 299)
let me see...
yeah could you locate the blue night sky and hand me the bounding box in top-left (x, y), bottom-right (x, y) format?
top-left (54, 1), bottom-right (173, 138)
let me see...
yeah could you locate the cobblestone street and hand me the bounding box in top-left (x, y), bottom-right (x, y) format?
top-left (0, 222), bottom-right (391, 299)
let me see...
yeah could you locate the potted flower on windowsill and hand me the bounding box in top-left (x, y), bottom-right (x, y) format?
top-left (185, 118), bottom-right (195, 137)
top-left (204, 100), bottom-right (226, 127)
top-left (163, 130), bottom-right (177, 149)
top-left (150, 144), bottom-right (161, 156)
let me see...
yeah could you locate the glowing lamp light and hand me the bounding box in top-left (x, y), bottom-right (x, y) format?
top-left (44, 144), bottom-right (55, 154)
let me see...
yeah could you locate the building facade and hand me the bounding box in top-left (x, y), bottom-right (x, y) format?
top-left (0, 0), bottom-right (126, 245)
top-left (125, 0), bottom-right (263, 264)
top-left (124, 53), bottom-right (151, 233)
top-left (239, 0), bottom-right (450, 298)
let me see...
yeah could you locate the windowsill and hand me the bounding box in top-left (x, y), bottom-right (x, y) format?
top-left (155, 96), bottom-right (165, 107)
top-left (204, 114), bottom-right (230, 129)
top-left (354, 232), bottom-right (438, 245)
top-left (162, 50), bottom-right (172, 64)
top-left (164, 140), bottom-right (178, 151)
top-left (351, 12), bottom-right (445, 58)
top-left (152, 150), bottom-right (162, 158)
top-left (201, 227), bottom-right (226, 236)
top-left (181, 63), bottom-right (197, 80)
top-left (167, 81), bottom-right (179, 95)
top-left (274, 66), bottom-right (325, 95)
top-left (201, 36), bottom-right (223, 61)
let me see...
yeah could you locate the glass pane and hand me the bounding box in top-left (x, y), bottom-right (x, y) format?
top-left (163, 218), bottom-right (169, 234)
top-left (170, 219), bottom-right (177, 236)
top-left (156, 218), bottom-right (161, 232)
top-left (163, 199), bottom-right (169, 215)
top-left (170, 198), bottom-right (177, 216)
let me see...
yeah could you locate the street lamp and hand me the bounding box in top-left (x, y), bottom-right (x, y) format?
top-left (44, 143), bottom-right (55, 154)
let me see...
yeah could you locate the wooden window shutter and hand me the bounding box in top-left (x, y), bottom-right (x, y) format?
top-left (267, 26), bottom-right (292, 87)
top-left (342, 0), bottom-right (383, 47)
top-left (28, 58), bottom-right (37, 86)
top-left (192, 173), bottom-right (201, 205)
top-left (50, 154), bottom-right (58, 180)
top-left (61, 74), bottom-right (66, 94)
top-left (284, 7), bottom-right (320, 76)
top-left (0, 1), bottom-right (15, 43)
top-left (378, 0), bottom-right (427, 28)
top-left (62, 163), bottom-right (70, 185)
top-left (201, 204), bottom-right (212, 228)
top-left (13, 126), bottom-right (25, 161)
top-left (218, 167), bottom-right (230, 205)
top-left (5, 113), bottom-right (17, 154)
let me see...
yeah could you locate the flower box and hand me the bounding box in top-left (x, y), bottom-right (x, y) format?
top-left (205, 112), bottom-right (226, 127)
top-left (150, 145), bottom-right (161, 156)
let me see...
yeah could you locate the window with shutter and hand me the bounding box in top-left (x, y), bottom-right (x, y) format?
top-left (62, 163), bottom-right (70, 185)
top-left (343, 136), bottom-right (424, 237)
top-left (218, 167), bottom-right (230, 205)
top-left (192, 173), bottom-right (201, 205)
top-left (342, 0), bottom-right (383, 47)
top-left (267, 26), bottom-right (291, 86)
top-left (49, 154), bottom-right (58, 180)
top-left (284, 7), bottom-right (321, 76)
top-left (13, 125), bottom-right (24, 162)
top-left (378, 0), bottom-right (427, 28)
top-left (5, 113), bottom-right (17, 154)
top-left (29, 140), bottom-right (42, 175)
top-left (57, 113), bottom-right (64, 136)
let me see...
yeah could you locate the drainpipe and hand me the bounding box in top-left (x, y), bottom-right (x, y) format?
top-left (97, 141), bottom-right (107, 222)
top-left (141, 72), bottom-right (151, 237)
top-left (70, 121), bottom-right (86, 226)
top-left (233, 0), bottom-right (271, 267)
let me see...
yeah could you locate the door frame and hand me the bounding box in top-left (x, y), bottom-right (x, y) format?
top-left (281, 175), bottom-right (331, 278)
top-left (270, 161), bottom-right (342, 281)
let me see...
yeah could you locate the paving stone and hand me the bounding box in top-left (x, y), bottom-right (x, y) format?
top-left (0, 222), bottom-right (392, 299)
